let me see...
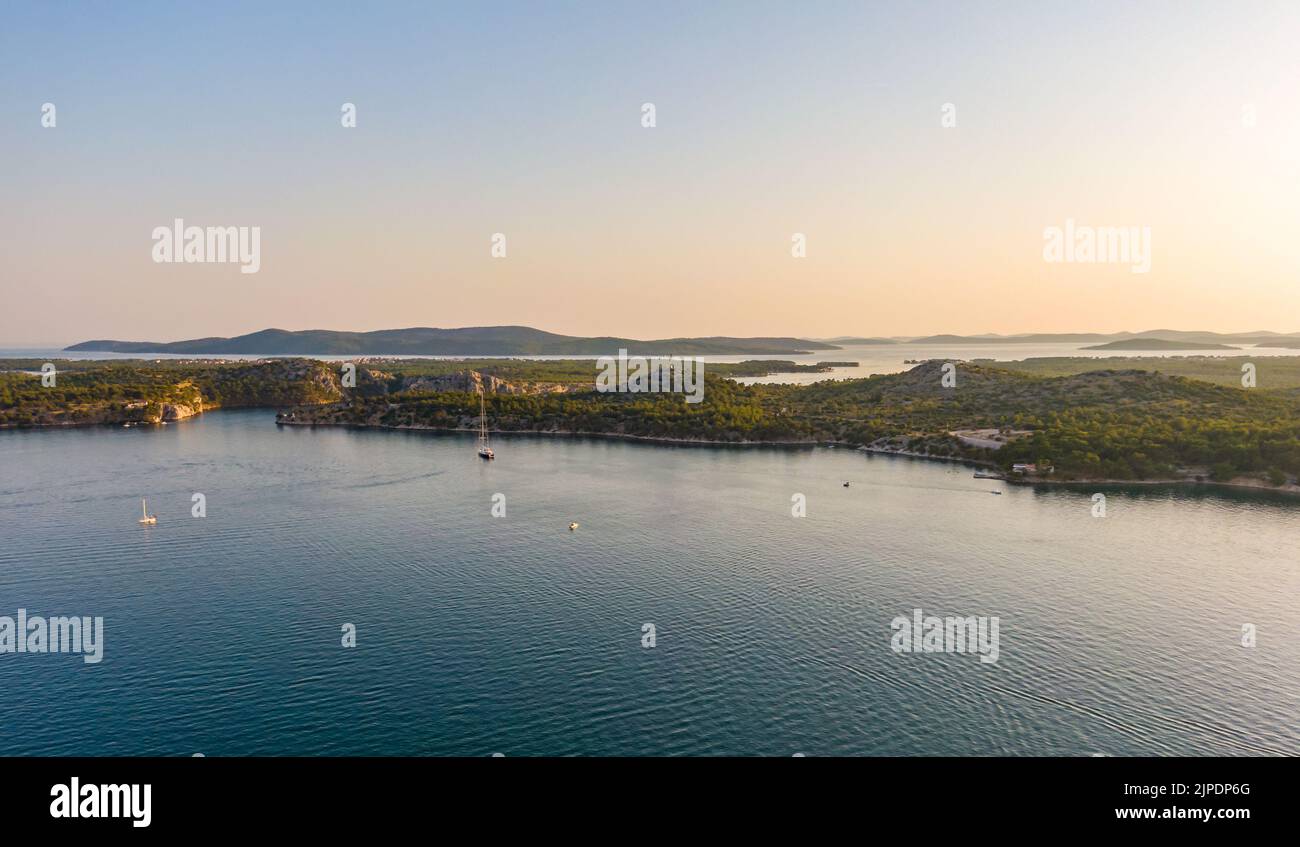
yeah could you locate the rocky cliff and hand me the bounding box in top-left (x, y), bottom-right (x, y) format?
top-left (398, 370), bottom-right (576, 395)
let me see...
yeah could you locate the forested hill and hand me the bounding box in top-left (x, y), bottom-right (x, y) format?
top-left (65, 326), bottom-right (838, 356)
top-left (0, 359), bottom-right (343, 426)
top-left (790, 361), bottom-right (1300, 481)
top-left (4, 357), bottom-right (1299, 487)
top-left (283, 359), bottom-right (1300, 485)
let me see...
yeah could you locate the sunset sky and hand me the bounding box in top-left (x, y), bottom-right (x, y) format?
top-left (3, 1), bottom-right (1299, 345)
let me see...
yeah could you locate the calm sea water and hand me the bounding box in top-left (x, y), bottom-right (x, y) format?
top-left (733, 342), bottom-right (1300, 385)
top-left (0, 410), bottom-right (1296, 756)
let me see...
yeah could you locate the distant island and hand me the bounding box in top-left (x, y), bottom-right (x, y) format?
top-left (708, 360), bottom-right (859, 377)
top-left (906, 331), bottom-right (1290, 346)
top-left (63, 326), bottom-right (1300, 356)
top-left (1081, 338), bottom-right (1238, 351)
top-left (65, 326), bottom-right (839, 356)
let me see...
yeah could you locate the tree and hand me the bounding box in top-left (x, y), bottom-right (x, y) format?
top-left (1210, 462), bottom-right (1237, 482)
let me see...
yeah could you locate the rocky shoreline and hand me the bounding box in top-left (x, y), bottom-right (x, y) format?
top-left (272, 418), bottom-right (1300, 495)
top-left (8, 406), bottom-right (1298, 498)
top-left (857, 436), bottom-right (1300, 496)
top-left (274, 416), bottom-right (822, 447)
top-left (1003, 474), bottom-right (1300, 496)
top-left (0, 401), bottom-right (206, 428)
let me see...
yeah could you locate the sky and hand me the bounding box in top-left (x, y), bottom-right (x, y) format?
top-left (3, 0), bottom-right (1299, 345)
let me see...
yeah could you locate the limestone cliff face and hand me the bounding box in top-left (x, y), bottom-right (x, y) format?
top-left (159, 402), bottom-right (201, 422)
top-left (147, 381), bottom-right (206, 422)
top-left (399, 370), bottom-right (575, 395)
top-left (276, 368), bottom-right (581, 429)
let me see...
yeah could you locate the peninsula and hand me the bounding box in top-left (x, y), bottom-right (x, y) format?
top-left (6, 355), bottom-right (1298, 494)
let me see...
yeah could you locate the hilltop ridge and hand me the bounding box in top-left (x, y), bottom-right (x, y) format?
top-left (65, 326), bottom-right (838, 356)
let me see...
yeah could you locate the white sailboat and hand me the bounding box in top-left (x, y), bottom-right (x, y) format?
top-left (138, 498), bottom-right (157, 525)
top-left (477, 390), bottom-right (494, 460)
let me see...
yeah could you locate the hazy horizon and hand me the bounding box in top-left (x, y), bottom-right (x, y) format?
top-left (12, 323), bottom-right (1300, 350)
top-left (5, 1), bottom-right (1299, 345)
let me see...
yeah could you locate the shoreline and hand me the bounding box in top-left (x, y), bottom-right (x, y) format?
top-left (856, 445), bottom-right (995, 467)
top-left (281, 418), bottom-right (1300, 496)
top-left (274, 417), bottom-right (825, 448)
top-left (278, 418), bottom-right (1300, 496)
top-left (8, 410), bottom-right (1298, 498)
top-left (1004, 475), bottom-right (1300, 496)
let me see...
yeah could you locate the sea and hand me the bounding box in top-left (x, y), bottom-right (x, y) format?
top-left (0, 406), bottom-right (1296, 755)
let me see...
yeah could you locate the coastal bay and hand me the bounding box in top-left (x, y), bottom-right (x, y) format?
top-left (5, 355), bottom-right (1300, 494)
top-left (1, 408), bottom-right (1296, 756)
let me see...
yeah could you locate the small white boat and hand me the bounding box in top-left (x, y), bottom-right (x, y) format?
top-left (569, 522), bottom-right (579, 531)
top-left (138, 498), bottom-right (157, 525)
